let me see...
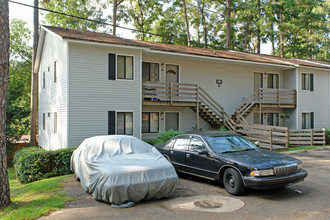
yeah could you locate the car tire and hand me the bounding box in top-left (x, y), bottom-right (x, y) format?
top-left (223, 168), bottom-right (245, 196)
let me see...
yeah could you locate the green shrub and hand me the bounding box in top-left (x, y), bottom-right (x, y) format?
top-left (14, 147), bottom-right (76, 183)
top-left (218, 125), bottom-right (229, 132)
top-left (325, 128), bottom-right (330, 138)
top-left (145, 129), bottom-right (185, 146)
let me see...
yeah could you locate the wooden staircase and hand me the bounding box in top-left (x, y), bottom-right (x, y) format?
top-left (142, 82), bottom-right (300, 151)
top-left (232, 88), bottom-right (296, 124)
top-left (190, 87), bottom-right (236, 131)
top-left (142, 82), bottom-right (236, 131)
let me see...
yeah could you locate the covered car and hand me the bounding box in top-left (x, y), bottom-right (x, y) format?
top-left (71, 135), bottom-right (178, 206)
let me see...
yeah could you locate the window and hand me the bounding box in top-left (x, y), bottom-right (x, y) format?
top-left (54, 61), bottom-right (57, 83)
top-left (172, 136), bottom-right (190, 150)
top-left (117, 55), bottom-right (133, 79)
top-left (302, 112), bottom-right (314, 129)
top-left (117, 112), bottom-right (133, 135)
top-left (108, 54), bottom-right (134, 80)
top-left (43, 71), bottom-right (45, 89)
top-left (266, 73), bottom-right (279, 89)
top-left (302, 73), bottom-right (314, 91)
top-left (263, 113), bottom-right (279, 126)
top-left (142, 112), bottom-right (159, 133)
top-left (254, 113), bottom-right (279, 126)
top-left (188, 137), bottom-right (207, 152)
top-left (43, 113), bottom-right (45, 130)
top-left (54, 112), bottom-right (57, 133)
top-left (142, 62), bottom-right (159, 82)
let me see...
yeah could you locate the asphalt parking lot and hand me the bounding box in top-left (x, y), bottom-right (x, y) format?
top-left (41, 148), bottom-right (330, 220)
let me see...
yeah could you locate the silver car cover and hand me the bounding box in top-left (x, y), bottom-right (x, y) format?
top-left (70, 135), bottom-right (178, 206)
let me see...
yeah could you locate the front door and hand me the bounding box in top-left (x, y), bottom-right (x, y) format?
top-left (165, 112), bottom-right (179, 131)
top-left (166, 64), bottom-right (179, 83)
top-left (254, 72), bottom-right (263, 91)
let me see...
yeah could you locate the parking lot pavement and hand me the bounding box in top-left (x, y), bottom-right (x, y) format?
top-left (41, 148), bottom-right (330, 220)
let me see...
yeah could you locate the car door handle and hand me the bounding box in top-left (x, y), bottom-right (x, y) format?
top-left (170, 150), bottom-right (173, 155)
top-left (186, 154), bottom-right (190, 159)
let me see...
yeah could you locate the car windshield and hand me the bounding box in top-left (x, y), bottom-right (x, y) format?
top-left (204, 135), bottom-right (257, 154)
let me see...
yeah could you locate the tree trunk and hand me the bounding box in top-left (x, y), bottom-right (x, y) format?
top-left (202, 12), bottom-right (207, 48)
top-left (0, 0), bottom-right (11, 209)
top-left (256, 0), bottom-right (261, 54)
top-left (279, 13), bottom-right (284, 58)
top-left (325, 36), bottom-right (328, 60)
top-left (112, 0), bottom-right (117, 35)
top-left (182, 0), bottom-right (191, 47)
top-left (271, 22), bottom-right (275, 55)
top-left (30, 0), bottom-right (39, 147)
top-left (226, 0), bottom-right (231, 50)
top-left (243, 18), bottom-right (252, 51)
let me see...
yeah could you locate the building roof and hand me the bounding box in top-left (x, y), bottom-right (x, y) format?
top-left (43, 26), bottom-right (330, 70)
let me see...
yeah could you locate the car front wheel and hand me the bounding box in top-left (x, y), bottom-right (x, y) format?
top-left (223, 168), bottom-right (245, 195)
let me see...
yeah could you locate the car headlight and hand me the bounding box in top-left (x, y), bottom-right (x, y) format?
top-left (250, 169), bottom-right (274, 177)
top-left (297, 163), bottom-right (303, 170)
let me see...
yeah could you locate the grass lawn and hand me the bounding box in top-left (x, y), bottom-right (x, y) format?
top-left (0, 168), bottom-right (74, 220)
top-left (279, 145), bottom-right (329, 152)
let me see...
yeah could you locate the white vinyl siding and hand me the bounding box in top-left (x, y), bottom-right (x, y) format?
top-left (68, 43), bottom-right (142, 146)
top-left (298, 68), bottom-right (329, 129)
top-left (38, 32), bottom-right (68, 150)
top-left (142, 53), bottom-right (286, 116)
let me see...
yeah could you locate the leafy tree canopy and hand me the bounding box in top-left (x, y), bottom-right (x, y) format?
top-left (7, 19), bottom-right (32, 141)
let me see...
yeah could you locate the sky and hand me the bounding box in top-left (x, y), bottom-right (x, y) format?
top-left (9, 0), bottom-right (272, 54)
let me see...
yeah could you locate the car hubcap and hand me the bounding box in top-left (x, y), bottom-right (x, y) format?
top-left (229, 175), bottom-right (235, 188)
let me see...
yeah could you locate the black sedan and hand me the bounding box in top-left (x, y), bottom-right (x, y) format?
top-left (156, 132), bottom-right (308, 195)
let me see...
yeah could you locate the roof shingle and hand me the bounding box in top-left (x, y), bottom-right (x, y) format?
top-left (43, 26), bottom-right (330, 70)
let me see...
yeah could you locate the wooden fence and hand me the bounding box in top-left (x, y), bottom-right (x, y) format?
top-left (289, 129), bottom-right (326, 146)
top-left (235, 124), bottom-right (289, 150)
top-left (235, 124), bottom-right (326, 150)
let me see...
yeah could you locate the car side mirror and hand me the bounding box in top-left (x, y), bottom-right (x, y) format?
top-left (198, 149), bottom-right (209, 155)
top-left (254, 141), bottom-right (260, 147)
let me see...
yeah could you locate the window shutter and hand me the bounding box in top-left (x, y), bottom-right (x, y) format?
top-left (108, 54), bottom-right (116, 80)
top-left (108, 111), bottom-right (116, 134)
top-left (310, 73), bottom-right (314, 91)
top-left (310, 112), bottom-right (314, 129)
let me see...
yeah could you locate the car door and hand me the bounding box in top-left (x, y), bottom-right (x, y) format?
top-left (168, 135), bottom-right (190, 172)
top-left (185, 136), bottom-right (220, 179)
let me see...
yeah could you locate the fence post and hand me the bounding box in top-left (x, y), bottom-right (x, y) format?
top-left (170, 83), bottom-right (173, 105)
top-left (311, 129), bottom-right (314, 146)
top-left (270, 128), bottom-right (273, 151)
top-left (196, 85), bottom-right (199, 131)
top-left (258, 89), bottom-right (262, 124)
top-left (286, 128), bottom-right (289, 148)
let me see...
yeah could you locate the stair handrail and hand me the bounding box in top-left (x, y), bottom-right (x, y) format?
top-left (235, 89), bottom-right (259, 117)
top-left (198, 87), bottom-right (236, 131)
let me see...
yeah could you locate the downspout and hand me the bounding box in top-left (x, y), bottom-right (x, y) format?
top-left (295, 68), bottom-right (299, 129)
